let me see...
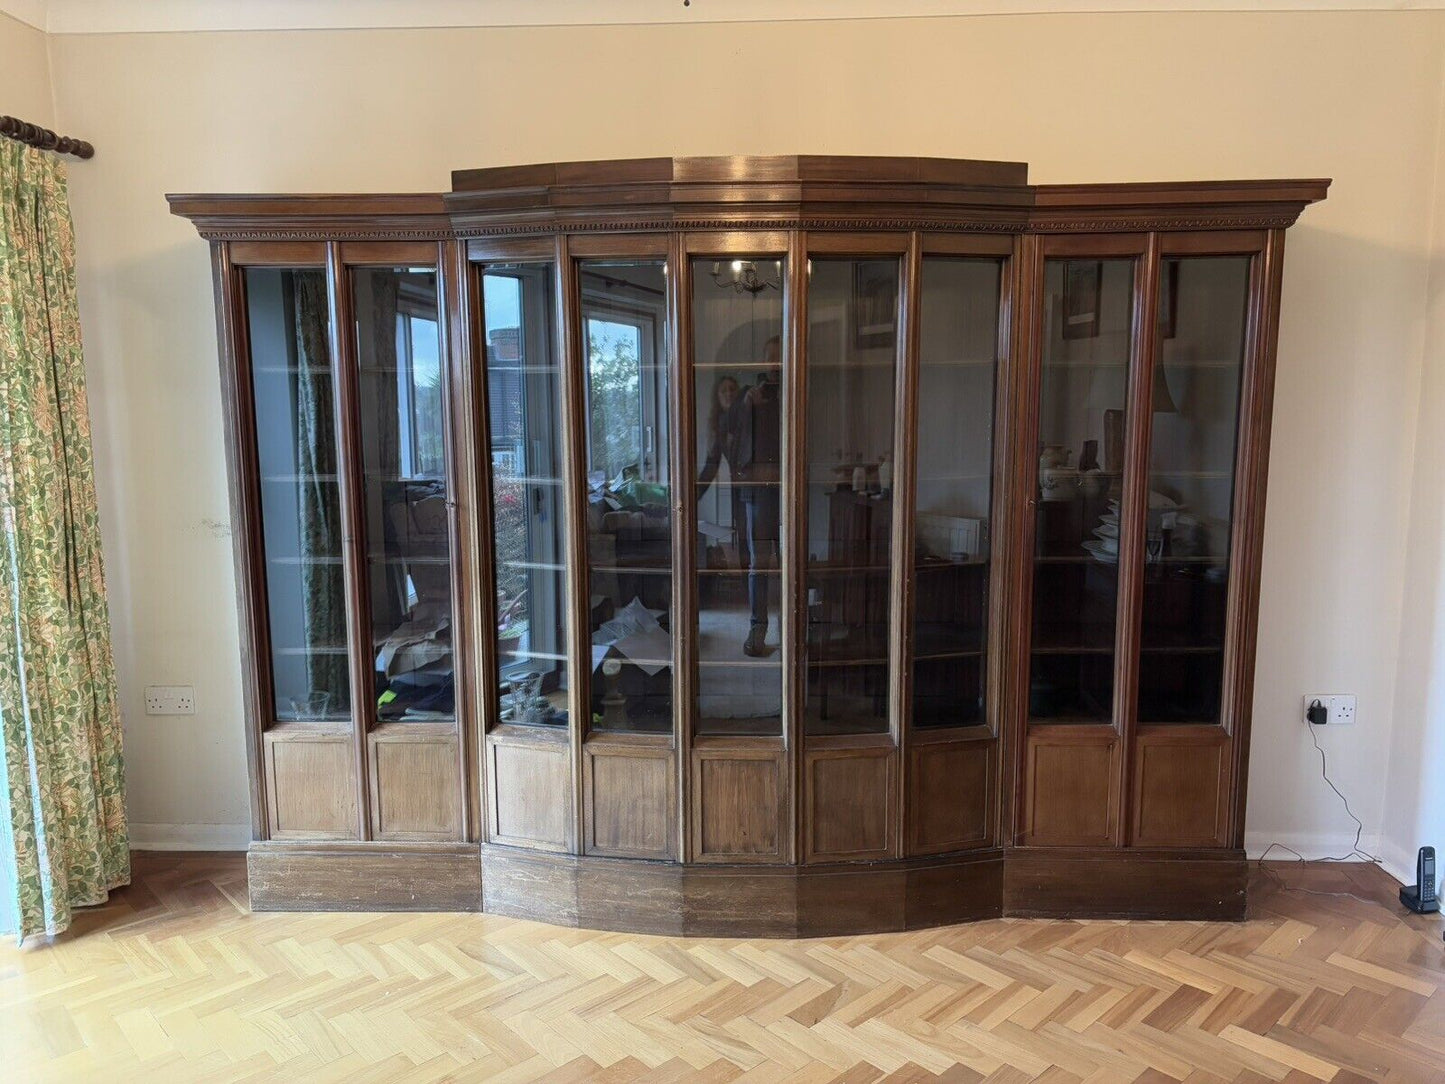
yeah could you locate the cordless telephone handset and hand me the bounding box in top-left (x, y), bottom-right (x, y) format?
top-left (1401, 846), bottom-right (1439, 914)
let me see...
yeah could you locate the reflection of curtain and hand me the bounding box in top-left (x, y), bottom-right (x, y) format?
top-left (291, 272), bottom-right (348, 711)
top-left (366, 274), bottom-right (407, 626)
top-left (0, 140), bottom-right (128, 940)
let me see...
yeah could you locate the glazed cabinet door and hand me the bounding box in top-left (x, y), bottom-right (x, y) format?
top-left (684, 233), bottom-right (790, 863)
top-left (904, 235), bottom-right (1011, 856)
top-left (573, 240), bottom-right (678, 859)
top-left (1129, 233), bottom-right (1270, 848)
top-left (1017, 231), bottom-right (1272, 850)
top-left (798, 234), bottom-right (907, 863)
top-left (1017, 235), bottom-right (1145, 847)
top-left (228, 241), bottom-right (468, 845)
top-left (340, 244), bottom-right (465, 842)
top-left (473, 245), bottom-right (577, 852)
top-left (229, 246), bottom-right (360, 840)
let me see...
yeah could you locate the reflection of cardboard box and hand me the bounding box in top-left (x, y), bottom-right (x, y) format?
top-left (917, 513), bottom-right (985, 561)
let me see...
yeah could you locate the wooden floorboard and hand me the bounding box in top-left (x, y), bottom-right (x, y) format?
top-left (1, 853), bottom-right (1441, 1082)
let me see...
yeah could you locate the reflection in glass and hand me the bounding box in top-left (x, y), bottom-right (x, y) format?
top-left (692, 257), bottom-right (784, 736)
top-left (1138, 257), bottom-right (1250, 723)
top-left (353, 267), bottom-right (453, 725)
top-left (1028, 259), bottom-right (1134, 721)
top-left (483, 265), bottom-right (569, 727)
top-left (580, 262), bottom-right (672, 733)
top-left (246, 267), bottom-right (350, 724)
top-left (804, 258), bottom-right (900, 736)
top-left (913, 258), bottom-right (1001, 728)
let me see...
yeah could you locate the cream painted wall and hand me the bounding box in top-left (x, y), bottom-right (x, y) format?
top-left (1382, 73), bottom-right (1445, 884)
top-left (33, 12), bottom-right (1445, 858)
top-left (0, 11), bottom-right (53, 126)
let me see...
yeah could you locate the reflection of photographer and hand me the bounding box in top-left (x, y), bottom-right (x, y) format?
top-left (731, 338), bottom-right (781, 657)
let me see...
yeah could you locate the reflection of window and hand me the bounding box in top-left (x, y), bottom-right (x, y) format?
top-left (483, 269), bottom-right (566, 692)
top-left (585, 316), bottom-right (644, 478)
top-left (395, 308), bottom-right (443, 479)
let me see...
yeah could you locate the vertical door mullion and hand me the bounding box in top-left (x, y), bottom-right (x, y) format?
top-left (556, 237), bottom-right (588, 854)
top-left (891, 233), bottom-right (923, 855)
top-left (326, 241), bottom-right (373, 841)
top-left (1225, 230), bottom-right (1285, 847)
top-left (217, 245), bottom-right (273, 841)
top-left (1007, 234), bottom-right (1043, 844)
top-left (987, 240), bottom-right (1019, 847)
top-left (440, 240), bottom-right (480, 842)
top-left (1113, 235), bottom-right (1162, 847)
top-left (670, 236), bottom-right (694, 862)
top-left (783, 230), bottom-right (808, 864)
top-left (468, 257), bottom-right (503, 844)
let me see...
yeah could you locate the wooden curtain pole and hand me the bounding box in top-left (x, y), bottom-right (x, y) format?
top-left (0, 115), bottom-right (94, 160)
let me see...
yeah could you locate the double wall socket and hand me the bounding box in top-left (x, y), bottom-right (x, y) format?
top-left (145, 685), bottom-right (195, 715)
top-left (1303, 693), bottom-right (1356, 726)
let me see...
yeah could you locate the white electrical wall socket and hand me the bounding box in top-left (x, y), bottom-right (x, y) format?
top-left (1303, 694), bottom-right (1356, 726)
top-left (145, 685), bottom-right (196, 715)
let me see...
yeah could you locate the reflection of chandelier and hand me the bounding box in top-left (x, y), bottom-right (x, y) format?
top-left (711, 259), bottom-right (778, 294)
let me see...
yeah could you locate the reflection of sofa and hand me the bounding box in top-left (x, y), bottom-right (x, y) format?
top-left (587, 499), bottom-right (671, 614)
top-left (375, 481), bottom-right (453, 719)
top-left (587, 492), bottom-right (672, 730)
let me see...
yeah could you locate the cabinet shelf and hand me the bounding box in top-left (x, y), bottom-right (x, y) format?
top-left (492, 475), bottom-right (564, 487)
top-left (269, 555), bottom-right (450, 566)
top-left (914, 649), bottom-right (984, 662)
top-left (486, 364), bottom-right (563, 375)
top-left (921, 357), bottom-right (995, 368)
top-left (698, 658), bottom-right (781, 670)
top-left (693, 360), bottom-right (782, 371)
top-left (254, 364), bottom-right (333, 376)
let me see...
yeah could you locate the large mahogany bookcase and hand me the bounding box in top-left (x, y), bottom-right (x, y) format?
top-left (170, 156), bottom-right (1327, 934)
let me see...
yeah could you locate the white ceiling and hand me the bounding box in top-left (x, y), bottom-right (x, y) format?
top-left (2, 0), bottom-right (1441, 35)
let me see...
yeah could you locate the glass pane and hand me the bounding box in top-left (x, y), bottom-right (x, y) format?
top-left (483, 264), bottom-right (569, 728)
top-left (1028, 258), bottom-right (1135, 722)
top-left (353, 267), bottom-right (453, 725)
top-left (245, 267), bottom-right (350, 724)
top-left (805, 258), bottom-right (900, 736)
top-left (692, 256), bottom-right (784, 736)
top-left (1138, 256), bottom-right (1250, 723)
top-left (913, 258), bottom-right (1001, 728)
top-left (581, 261), bottom-right (672, 734)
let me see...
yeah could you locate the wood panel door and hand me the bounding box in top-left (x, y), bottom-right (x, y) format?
top-left (1016, 230), bottom-right (1276, 851)
top-left (1015, 234), bottom-right (1148, 847)
top-left (1125, 231), bottom-right (1276, 848)
top-left (226, 247), bottom-right (359, 842)
top-left (683, 232), bottom-right (793, 863)
top-left (797, 234), bottom-right (911, 862)
top-left (902, 234), bottom-right (1013, 857)
top-left (473, 247), bottom-right (578, 851)
top-left (337, 243), bottom-right (468, 844)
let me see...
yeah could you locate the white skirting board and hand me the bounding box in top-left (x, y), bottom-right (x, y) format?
top-left (128, 823), bottom-right (250, 851)
top-left (1245, 830), bottom-right (1414, 887)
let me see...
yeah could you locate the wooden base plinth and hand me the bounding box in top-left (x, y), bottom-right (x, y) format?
top-left (246, 842), bottom-right (1247, 931)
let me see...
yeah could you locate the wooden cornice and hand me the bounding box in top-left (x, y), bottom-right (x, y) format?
top-left (168, 157), bottom-right (1329, 240)
top-left (166, 193), bottom-right (451, 242)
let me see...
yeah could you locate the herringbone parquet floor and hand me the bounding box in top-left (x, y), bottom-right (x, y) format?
top-left (1, 854), bottom-right (1442, 1083)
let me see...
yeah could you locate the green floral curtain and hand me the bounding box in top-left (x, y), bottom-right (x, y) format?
top-left (0, 139), bottom-right (128, 942)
